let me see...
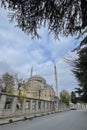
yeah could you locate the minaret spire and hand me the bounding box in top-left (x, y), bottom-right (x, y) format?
top-left (54, 63), bottom-right (58, 97)
top-left (30, 67), bottom-right (33, 77)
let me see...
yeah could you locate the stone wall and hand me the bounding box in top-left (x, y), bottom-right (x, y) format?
top-left (0, 92), bottom-right (55, 118)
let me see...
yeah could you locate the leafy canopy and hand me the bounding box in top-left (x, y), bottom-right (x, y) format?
top-left (71, 91), bottom-right (77, 104)
top-left (72, 37), bottom-right (87, 103)
top-left (1, 72), bottom-right (14, 92)
top-left (60, 90), bottom-right (70, 106)
top-left (0, 0), bottom-right (87, 39)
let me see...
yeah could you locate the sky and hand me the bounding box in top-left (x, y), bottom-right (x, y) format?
top-left (0, 8), bottom-right (81, 94)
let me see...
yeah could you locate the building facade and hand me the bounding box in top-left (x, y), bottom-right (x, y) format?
top-left (20, 75), bottom-right (55, 101)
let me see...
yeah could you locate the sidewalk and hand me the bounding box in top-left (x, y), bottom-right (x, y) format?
top-left (0, 112), bottom-right (47, 125)
top-left (0, 112), bottom-right (52, 125)
top-left (0, 114), bottom-right (35, 125)
top-left (0, 110), bottom-right (68, 125)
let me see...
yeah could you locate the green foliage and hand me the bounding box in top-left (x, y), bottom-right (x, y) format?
top-left (71, 91), bottom-right (77, 104)
top-left (59, 90), bottom-right (70, 106)
top-left (1, 72), bottom-right (14, 92)
top-left (18, 90), bottom-right (24, 104)
top-left (72, 37), bottom-right (87, 103)
top-left (0, 0), bottom-right (87, 39)
top-left (7, 87), bottom-right (15, 94)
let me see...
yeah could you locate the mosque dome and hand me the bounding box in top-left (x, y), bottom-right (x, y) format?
top-left (28, 75), bottom-right (46, 84)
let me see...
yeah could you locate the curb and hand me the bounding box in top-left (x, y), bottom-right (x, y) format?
top-left (0, 110), bottom-right (69, 125)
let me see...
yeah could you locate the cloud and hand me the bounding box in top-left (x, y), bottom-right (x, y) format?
top-left (0, 61), bottom-right (14, 74)
top-left (0, 8), bottom-right (80, 94)
top-left (29, 59), bottom-right (78, 94)
top-left (57, 59), bottom-right (78, 92)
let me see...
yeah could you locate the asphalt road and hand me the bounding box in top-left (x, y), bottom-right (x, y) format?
top-left (0, 109), bottom-right (87, 130)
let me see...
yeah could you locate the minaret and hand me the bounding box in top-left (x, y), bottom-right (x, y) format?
top-left (54, 64), bottom-right (58, 97)
top-left (30, 67), bottom-right (33, 77)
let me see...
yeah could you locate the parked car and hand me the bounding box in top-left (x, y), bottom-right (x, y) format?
top-left (70, 107), bottom-right (77, 110)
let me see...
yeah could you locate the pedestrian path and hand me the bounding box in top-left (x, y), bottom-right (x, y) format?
top-left (0, 111), bottom-right (52, 125)
top-left (0, 110), bottom-right (64, 125)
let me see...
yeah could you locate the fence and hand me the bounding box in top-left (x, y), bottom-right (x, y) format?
top-left (0, 92), bottom-right (56, 118)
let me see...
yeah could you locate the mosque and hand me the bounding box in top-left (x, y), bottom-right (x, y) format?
top-left (19, 64), bottom-right (58, 102)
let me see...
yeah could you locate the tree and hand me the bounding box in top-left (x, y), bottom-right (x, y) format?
top-left (0, 0), bottom-right (87, 40)
top-left (0, 77), bottom-right (3, 92)
top-left (17, 89), bottom-right (25, 108)
top-left (2, 72), bottom-right (15, 93)
top-left (14, 73), bottom-right (26, 90)
top-left (71, 38), bottom-right (87, 103)
top-left (59, 90), bottom-right (70, 106)
top-left (71, 91), bottom-right (77, 104)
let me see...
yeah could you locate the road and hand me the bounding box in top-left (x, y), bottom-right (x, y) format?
top-left (0, 109), bottom-right (87, 130)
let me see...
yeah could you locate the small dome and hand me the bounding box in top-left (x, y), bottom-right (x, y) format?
top-left (45, 84), bottom-right (51, 88)
top-left (28, 75), bottom-right (46, 84)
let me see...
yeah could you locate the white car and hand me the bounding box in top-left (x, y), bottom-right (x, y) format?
top-left (70, 107), bottom-right (77, 110)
